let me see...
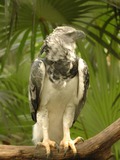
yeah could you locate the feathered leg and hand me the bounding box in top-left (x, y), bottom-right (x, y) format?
top-left (33, 123), bottom-right (43, 144)
top-left (33, 108), bottom-right (56, 157)
top-left (60, 105), bottom-right (83, 155)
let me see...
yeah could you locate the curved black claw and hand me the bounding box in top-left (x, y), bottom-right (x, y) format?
top-left (81, 137), bottom-right (84, 142)
top-left (55, 143), bottom-right (60, 152)
top-left (64, 147), bottom-right (69, 157)
top-left (46, 152), bottom-right (52, 159)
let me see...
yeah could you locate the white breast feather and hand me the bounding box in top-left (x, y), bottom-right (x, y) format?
top-left (36, 58), bottom-right (85, 143)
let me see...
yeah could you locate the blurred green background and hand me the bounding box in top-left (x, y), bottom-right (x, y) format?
top-left (0, 0), bottom-right (120, 159)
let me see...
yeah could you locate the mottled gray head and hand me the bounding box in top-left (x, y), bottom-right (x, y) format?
top-left (52, 26), bottom-right (85, 43)
top-left (40, 26), bottom-right (85, 60)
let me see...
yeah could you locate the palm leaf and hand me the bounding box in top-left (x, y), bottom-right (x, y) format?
top-left (72, 41), bottom-right (120, 159)
top-left (0, 0), bottom-right (120, 69)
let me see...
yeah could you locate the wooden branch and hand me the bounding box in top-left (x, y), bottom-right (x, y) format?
top-left (0, 118), bottom-right (120, 160)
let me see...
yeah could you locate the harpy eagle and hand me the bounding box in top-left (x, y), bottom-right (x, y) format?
top-left (29, 26), bottom-right (89, 156)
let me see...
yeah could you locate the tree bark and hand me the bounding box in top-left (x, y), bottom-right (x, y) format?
top-left (0, 118), bottom-right (120, 160)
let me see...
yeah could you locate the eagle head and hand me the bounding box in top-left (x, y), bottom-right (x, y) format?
top-left (53, 26), bottom-right (85, 42)
top-left (40, 26), bottom-right (85, 61)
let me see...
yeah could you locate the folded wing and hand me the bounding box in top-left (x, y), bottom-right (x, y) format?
top-left (28, 58), bottom-right (46, 122)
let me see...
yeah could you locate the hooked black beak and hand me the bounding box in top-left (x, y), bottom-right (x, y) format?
top-left (76, 30), bottom-right (86, 39)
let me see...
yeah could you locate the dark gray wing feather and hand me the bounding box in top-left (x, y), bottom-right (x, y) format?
top-left (28, 58), bottom-right (46, 122)
top-left (74, 59), bottom-right (89, 122)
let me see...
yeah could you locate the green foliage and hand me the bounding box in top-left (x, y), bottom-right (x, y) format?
top-left (0, 0), bottom-right (120, 158)
top-left (72, 42), bottom-right (120, 158)
top-left (0, 0), bottom-right (120, 69)
top-left (0, 57), bottom-right (33, 145)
